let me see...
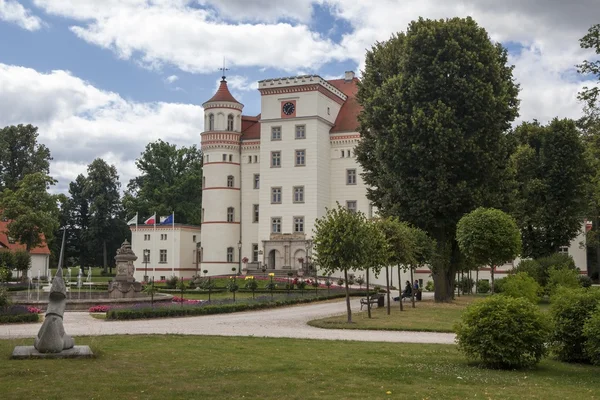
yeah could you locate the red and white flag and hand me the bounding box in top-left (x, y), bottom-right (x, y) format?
top-left (144, 214), bottom-right (156, 225)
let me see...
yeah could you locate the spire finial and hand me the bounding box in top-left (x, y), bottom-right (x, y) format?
top-left (220, 58), bottom-right (229, 82)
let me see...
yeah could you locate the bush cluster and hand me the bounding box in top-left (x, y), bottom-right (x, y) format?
top-left (501, 272), bottom-right (542, 304)
top-left (0, 304), bottom-right (40, 324)
top-left (493, 277), bottom-right (506, 294)
top-left (549, 288), bottom-right (600, 363)
top-left (583, 306), bottom-right (600, 365)
top-left (455, 295), bottom-right (550, 369)
top-left (457, 277), bottom-right (474, 294)
top-left (476, 280), bottom-right (490, 294)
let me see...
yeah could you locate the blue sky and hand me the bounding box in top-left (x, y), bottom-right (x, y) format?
top-left (0, 0), bottom-right (597, 193)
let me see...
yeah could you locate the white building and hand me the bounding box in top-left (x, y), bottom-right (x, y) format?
top-left (199, 72), bottom-right (588, 286)
top-left (130, 224), bottom-right (202, 282)
top-left (0, 219), bottom-right (50, 277)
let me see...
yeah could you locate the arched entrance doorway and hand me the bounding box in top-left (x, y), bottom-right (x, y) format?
top-left (268, 249), bottom-right (281, 269)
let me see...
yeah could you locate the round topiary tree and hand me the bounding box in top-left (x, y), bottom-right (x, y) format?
top-left (457, 208), bottom-right (522, 294)
top-left (502, 272), bottom-right (542, 304)
top-left (455, 295), bottom-right (550, 369)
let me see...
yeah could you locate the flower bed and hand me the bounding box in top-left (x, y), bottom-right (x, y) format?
top-left (89, 305), bottom-right (111, 313)
top-left (106, 291), bottom-right (374, 320)
top-left (171, 296), bottom-right (202, 304)
top-left (0, 304), bottom-right (41, 324)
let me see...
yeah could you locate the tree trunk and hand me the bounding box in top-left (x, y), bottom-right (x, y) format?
top-left (491, 265), bottom-right (495, 294)
top-left (344, 269), bottom-right (352, 323)
top-left (103, 240), bottom-right (108, 274)
top-left (410, 268), bottom-right (415, 308)
top-left (397, 264), bottom-right (403, 311)
top-left (433, 269), bottom-right (454, 303)
top-left (366, 268), bottom-right (372, 318)
top-left (476, 269), bottom-right (479, 294)
top-left (385, 266), bottom-right (391, 315)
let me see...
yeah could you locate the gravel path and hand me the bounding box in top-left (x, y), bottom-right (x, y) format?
top-left (0, 297), bottom-right (455, 345)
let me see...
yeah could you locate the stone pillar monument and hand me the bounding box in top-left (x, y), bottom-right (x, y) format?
top-left (108, 240), bottom-right (142, 299)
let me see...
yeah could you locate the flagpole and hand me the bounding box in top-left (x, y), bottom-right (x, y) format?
top-left (153, 212), bottom-right (156, 278)
top-left (172, 211), bottom-right (175, 277)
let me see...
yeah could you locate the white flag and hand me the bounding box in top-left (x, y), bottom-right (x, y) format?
top-left (126, 214), bottom-right (137, 225)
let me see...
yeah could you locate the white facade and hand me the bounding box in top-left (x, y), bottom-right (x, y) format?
top-left (199, 72), bottom-right (589, 286)
top-left (130, 224), bottom-right (202, 281)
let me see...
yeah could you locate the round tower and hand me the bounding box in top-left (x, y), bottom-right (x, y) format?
top-left (200, 76), bottom-right (243, 276)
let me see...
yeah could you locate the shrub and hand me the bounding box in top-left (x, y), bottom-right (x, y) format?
top-left (579, 275), bottom-right (593, 288)
top-left (514, 259), bottom-right (545, 287)
top-left (0, 304), bottom-right (40, 323)
top-left (165, 276), bottom-right (179, 289)
top-left (476, 280), bottom-right (490, 294)
top-left (549, 288), bottom-right (600, 363)
top-left (337, 278), bottom-right (344, 286)
top-left (0, 286), bottom-right (9, 307)
top-left (458, 277), bottom-right (475, 294)
top-left (502, 272), bottom-right (542, 304)
top-left (425, 280), bottom-right (434, 292)
top-left (455, 295), bottom-right (550, 369)
top-left (492, 277), bottom-right (506, 294)
top-left (547, 267), bottom-right (580, 296)
top-left (583, 305), bottom-right (600, 365)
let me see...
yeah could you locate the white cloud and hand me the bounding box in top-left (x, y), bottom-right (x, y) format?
top-left (0, 63), bottom-right (203, 193)
top-left (197, 0), bottom-right (317, 23)
top-left (32, 0), bottom-right (345, 73)
top-left (165, 75), bottom-right (179, 84)
top-left (0, 0), bottom-right (43, 30)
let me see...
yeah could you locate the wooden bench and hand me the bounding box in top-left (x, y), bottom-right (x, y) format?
top-left (360, 294), bottom-right (384, 310)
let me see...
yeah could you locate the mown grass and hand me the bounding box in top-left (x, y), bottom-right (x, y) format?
top-left (2, 335), bottom-right (599, 400)
top-left (308, 295), bottom-right (485, 332)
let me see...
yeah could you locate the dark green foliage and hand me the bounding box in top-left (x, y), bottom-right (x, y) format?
top-left (577, 24), bottom-right (600, 119)
top-left (477, 280), bottom-right (490, 294)
top-left (0, 313), bottom-right (39, 324)
top-left (549, 288), bottom-right (600, 363)
top-left (165, 276), bottom-right (179, 289)
top-left (0, 124), bottom-right (51, 191)
top-left (579, 275), bottom-right (593, 288)
top-left (492, 277), bottom-right (506, 294)
top-left (547, 267), bottom-right (580, 296)
top-left (458, 277), bottom-right (475, 294)
top-left (0, 251), bottom-right (15, 271)
top-left (502, 272), bottom-right (542, 304)
top-left (516, 254), bottom-right (577, 289)
top-left (13, 250), bottom-right (31, 277)
top-left (583, 305), bottom-right (600, 365)
top-left (355, 17), bottom-right (519, 301)
top-left (0, 287), bottom-right (8, 307)
top-left (511, 119), bottom-right (590, 258)
top-left (455, 295), bottom-right (550, 369)
top-left (122, 140), bottom-right (203, 225)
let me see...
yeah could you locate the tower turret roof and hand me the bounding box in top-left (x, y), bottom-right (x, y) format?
top-left (205, 77), bottom-right (240, 104)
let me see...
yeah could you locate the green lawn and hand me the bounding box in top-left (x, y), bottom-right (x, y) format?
top-left (2, 335), bottom-right (599, 399)
top-left (308, 295), bottom-right (486, 332)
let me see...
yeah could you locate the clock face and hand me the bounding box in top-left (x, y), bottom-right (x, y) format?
top-left (282, 102), bottom-right (295, 116)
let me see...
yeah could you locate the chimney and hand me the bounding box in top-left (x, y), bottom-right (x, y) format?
top-left (344, 71), bottom-right (355, 82)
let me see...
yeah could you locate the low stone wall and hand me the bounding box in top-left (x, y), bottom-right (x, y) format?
top-left (10, 292), bottom-right (173, 311)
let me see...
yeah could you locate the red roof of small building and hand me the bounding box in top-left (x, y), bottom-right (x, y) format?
top-left (241, 114), bottom-right (261, 140)
top-left (328, 77), bottom-right (361, 133)
top-left (205, 78), bottom-right (240, 104)
top-left (0, 219), bottom-right (51, 255)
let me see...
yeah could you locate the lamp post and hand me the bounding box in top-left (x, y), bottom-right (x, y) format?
top-left (143, 249), bottom-right (149, 283)
top-left (195, 242), bottom-right (201, 277)
top-left (237, 240), bottom-right (242, 275)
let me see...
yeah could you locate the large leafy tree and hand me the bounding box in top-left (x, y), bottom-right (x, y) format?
top-left (0, 125), bottom-right (52, 192)
top-left (0, 172), bottom-right (59, 277)
top-left (67, 174), bottom-right (94, 268)
top-left (84, 159), bottom-right (122, 273)
top-left (123, 140), bottom-right (203, 225)
top-left (456, 207), bottom-right (522, 293)
top-left (511, 119), bottom-right (590, 258)
top-left (578, 24), bottom-right (600, 121)
top-left (355, 17), bottom-right (519, 301)
top-left (313, 204), bottom-right (370, 323)
top-left (406, 226), bottom-right (436, 306)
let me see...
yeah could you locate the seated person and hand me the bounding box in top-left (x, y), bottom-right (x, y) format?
top-left (394, 281), bottom-right (413, 301)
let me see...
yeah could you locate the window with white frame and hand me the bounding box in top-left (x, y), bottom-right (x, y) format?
top-left (161, 234), bottom-right (167, 240)
top-left (346, 169), bottom-right (357, 185)
top-left (208, 114), bottom-right (214, 130)
top-left (227, 114), bottom-right (234, 131)
top-left (253, 204), bottom-right (259, 223)
top-left (227, 247), bottom-right (234, 263)
top-left (271, 217), bottom-right (282, 233)
top-left (222, 154), bottom-right (227, 162)
top-left (295, 125), bottom-right (305, 139)
top-left (227, 207), bottom-right (235, 222)
top-left (228, 154), bottom-right (233, 162)
top-left (144, 234), bottom-right (150, 241)
top-left (294, 216), bottom-right (304, 233)
top-left (346, 200), bottom-right (357, 213)
top-left (271, 126), bottom-right (281, 140)
top-left (295, 150), bottom-right (305, 166)
top-left (159, 249), bottom-right (167, 263)
top-left (271, 187), bottom-right (282, 204)
top-left (252, 244), bottom-right (259, 262)
top-left (143, 250), bottom-right (150, 263)
top-left (227, 175), bottom-right (234, 188)
top-left (558, 246), bottom-right (569, 254)
top-left (253, 174), bottom-right (260, 189)
top-left (293, 186), bottom-right (304, 203)
top-left (271, 151), bottom-right (281, 167)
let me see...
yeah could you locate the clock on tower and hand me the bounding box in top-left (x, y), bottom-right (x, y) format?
top-left (280, 100), bottom-right (296, 118)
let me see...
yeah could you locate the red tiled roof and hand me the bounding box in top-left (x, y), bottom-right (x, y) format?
top-left (241, 114), bottom-right (261, 140)
top-left (328, 78), bottom-right (361, 133)
top-left (205, 79), bottom-right (240, 104)
top-left (0, 219), bottom-right (51, 255)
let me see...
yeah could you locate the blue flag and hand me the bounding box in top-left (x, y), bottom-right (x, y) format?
top-left (161, 214), bottom-right (174, 225)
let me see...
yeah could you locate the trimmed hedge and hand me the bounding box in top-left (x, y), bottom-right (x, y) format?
top-left (107, 292), bottom-right (373, 320)
top-left (0, 313), bottom-right (39, 324)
